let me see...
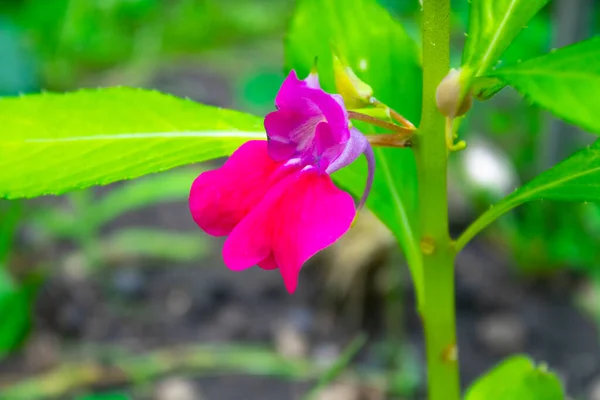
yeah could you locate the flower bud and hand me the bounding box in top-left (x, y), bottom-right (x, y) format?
top-left (436, 68), bottom-right (472, 118)
top-left (333, 55), bottom-right (373, 108)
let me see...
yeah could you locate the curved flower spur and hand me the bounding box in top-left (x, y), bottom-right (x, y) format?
top-left (189, 69), bottom-right (379, 293)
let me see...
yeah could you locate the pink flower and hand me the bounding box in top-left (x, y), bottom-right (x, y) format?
top-left (189, 70), bottom-right (374, 293)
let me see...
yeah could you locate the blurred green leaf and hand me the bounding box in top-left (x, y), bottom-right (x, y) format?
top-left (0, 269), bottom-right (15, 296)
top-left (0, 87), bottom-right (264, 199)
top-left (461, 0), bottom-right (550, 89)
top-left (0, 201), bottom-right (23, 262)
top-left (31, 168), bottom-right (203, 242)
top-left (285, 0), bottom-right (424, 300)
top-left (101, 228), bottom-right (208, 262)
top-left (0, 19), bottom-right (38, 95)
top-left (0, 288), bottom-right (30, 359)
top-left (30, 207), bottom-right (77, 241)
top-left (486, 37), bottom-right (600, 134)
top-left (303, 334), bottom-right (367, 400)
top-left (498, 202), bottom-right (600, 273)
top-left (75, 392), bottom-right (131, 400)
top-left (465, 356), bottom-right (564, 400)
top-left (0, 343), bottom-right (314, 400)
top-left (0, 202), bottom-right (26, 358)
top-left (457, 139), bottom-right (600, 251)
top-left (0, 270), bottom-right (43, 360)
top-left (88, 168), bottom-right (203, 228)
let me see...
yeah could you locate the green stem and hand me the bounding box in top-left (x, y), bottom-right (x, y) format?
top-left (413, 1), bottom-right (460, 400)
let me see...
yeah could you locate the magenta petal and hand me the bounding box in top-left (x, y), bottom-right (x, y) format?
top-left (258, 254), bottom-right (278, 270)
top-left (189, 140), bottom-right (280, 236)
top-left (264, 109), bottom-right (314, 161)
top-left (222, 216), bottom-right (272, 271)
top-left (265, 93), bottom-right (350, 168)
top-left (273, 171), bottom-right (355, 292)
top-left (299, 88), bottom-right (349, 139)
top-left (326, 128), bottom-right (375, 209)
top-left (275, 70), bottom-right (307, 109)
top-left (267, 70), bottom-right (351, 170)
top-left (221, 172), bottom-right (299, 272)
top-left (267, 138), bottom-right (298, 162)
top-left (222, 169), bottom-right (355, 292)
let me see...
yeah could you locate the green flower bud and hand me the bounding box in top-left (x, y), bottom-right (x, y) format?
top-left (333, 55), bottom-right (374, 108)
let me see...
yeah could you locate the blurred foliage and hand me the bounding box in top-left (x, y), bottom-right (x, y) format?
top-left (457, 1), bottom-right (600, 276)
top-left (303, 334), bottom-right (367, 400)
top-left (0, 341), bottom-right (416, 399)
top-left (497, 202), bottom-right (600, 274)
top-left (75, 393), bottom-right (131, 400)
top-left (0, 169), bottom-right (210, 363)
top-left (0, 18), bottom-right (38, 95)
top-left (31, 168), bottom-right (210, 268)
top-left (0, 201), bottom-right (39, 359)
top-left (0, 0), bottom-right (291, 89)
top-left (0, 0), bottom-right (599, 397)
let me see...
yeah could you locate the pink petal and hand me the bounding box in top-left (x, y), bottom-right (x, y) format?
top-left (312, 122), bottom-right (347, 172)
top-left (189, 140), bottom-right (280, 236)
top-left (272, 71), bottom-right (349, 146)
top-left (325, 128), bottom-right (375, 210)
top-left (221, 172), bottom-right (299, 272)
top-left (271, 171), bottom-right (355, 292)
top-left (275, 70), bottom-right (307, 109)
top-left (266, 90), bottom-right (350, 168)
top-left (258, 254), bottom-right (278, 270)
top-left (264, 109), bottom-right (314, 161)
top-left (222, 169), bottom-right (355, 292)
top-left (298, 88), bottom-right (348, 139)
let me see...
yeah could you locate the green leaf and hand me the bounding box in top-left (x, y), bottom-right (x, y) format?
top-left (461, 0), bottom-right (550, 88)
top-left (471, 76), bottom-right (507, 100)
top-left (465, 356), bottom-right (564, 400)
top-left (507, 140), bottom-right (600, 202)
top-left (285, 0), bottom-right (423, 297)
top-left (456, 139), bottom-right (600, 251)
top-left (486, 37), bottom-right (600, 134)
top-left (0, 88), bottom-right (264, 199)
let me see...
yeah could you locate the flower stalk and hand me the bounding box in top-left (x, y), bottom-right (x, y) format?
top-left (365, 134), bottom-right (412, 148)
top-left (370, 98), bottom-right (416, 129)
top-left (413, 0), bottom-right (461, 399)
top-left (347, 110), bottom-right (415, 135)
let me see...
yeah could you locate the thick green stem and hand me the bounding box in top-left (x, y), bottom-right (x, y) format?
top-left (413, 1), bottom-right (460, 399)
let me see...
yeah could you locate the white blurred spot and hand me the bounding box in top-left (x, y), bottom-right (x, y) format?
top-left (358, 59), bottom-right (368, 71)
top-left (462, 138), bottom-right (518, 195)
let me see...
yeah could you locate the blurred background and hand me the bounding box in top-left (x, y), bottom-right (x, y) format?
top-left (0, 0), bottom-right (600, 399)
